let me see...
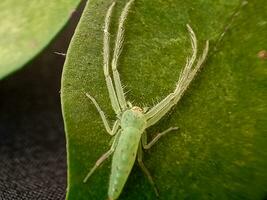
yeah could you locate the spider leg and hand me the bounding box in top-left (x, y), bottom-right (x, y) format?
top-left (103, 2), bottom-right (121, 115)
top-left (137, 143), bottom-right (159, 197)
top-left (145, 25), bottom-right (209, 127)
top-left (141, 127), bottom-right (179, 149)
top-left (86, 93), bottom-right (120, 136)
top-left (83, 130), bottom-right (121, 183)
top-left (111, 0), bottom-right (135, 110)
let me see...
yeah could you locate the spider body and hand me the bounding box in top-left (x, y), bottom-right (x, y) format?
top-left (83, 0), bottom-right (209, 199)
top-left (109, 107), bottom-right (146, 199)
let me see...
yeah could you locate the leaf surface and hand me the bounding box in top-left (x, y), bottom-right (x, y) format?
top-left (62, 0), bottom-right (267, 199)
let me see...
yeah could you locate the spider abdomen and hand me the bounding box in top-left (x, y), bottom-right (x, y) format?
top-left (108, 126), bottom-right (144, 199)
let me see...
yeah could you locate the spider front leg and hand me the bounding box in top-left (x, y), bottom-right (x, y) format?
top-left (103, 2), bottom-right (122, 115)
top-left (103, 0), bottom-right (135, 114)
top-left (86, 93), bottom-right (120, 136)
top-left (145, 25), bottom-right (209, 127)
top-left (111, 0), bottom-right (135, 111)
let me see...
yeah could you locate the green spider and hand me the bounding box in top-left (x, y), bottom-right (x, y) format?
top-left (83, 0), bottom-right (209, 199)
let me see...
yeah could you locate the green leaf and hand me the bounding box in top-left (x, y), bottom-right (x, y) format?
top-left (0, 0), bottom-right (81, 79)
top-left (61, 0), bottom-right (267, 199)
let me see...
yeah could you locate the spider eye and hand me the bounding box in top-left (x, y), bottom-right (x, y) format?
top-left (127, 101), bottom-right (133, 108)
top-left (143, 107), bottom-right (149, 113)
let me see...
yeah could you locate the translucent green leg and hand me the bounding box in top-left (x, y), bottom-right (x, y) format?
top-left (103, 2), bottom-right (122, 115)
top-left (111, 0), bottom-right (135, 110)
top-left (145, 25), bottom-right (209, 127)
top-left (83, 130), bottom-right (121, 183)
top-left (86, 93), bottom-right (119, 136)
top-left (142, 127), bottom-right (179, 149)
top-left (137, 143), bottom-right (159, 197)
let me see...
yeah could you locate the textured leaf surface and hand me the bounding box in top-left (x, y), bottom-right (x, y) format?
top-left (61, 0), bottom-right (267, 199)
top-left (0, 0), bottom-right (81, 79)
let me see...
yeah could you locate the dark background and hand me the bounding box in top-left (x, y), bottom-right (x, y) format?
top-left (0, 2), bottom-right (85, 199)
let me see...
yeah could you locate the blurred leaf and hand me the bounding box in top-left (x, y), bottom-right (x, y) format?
top-left (0, 0), bottom-right (81, 79)
top-left (61, 0), bottom-right (267, 199)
